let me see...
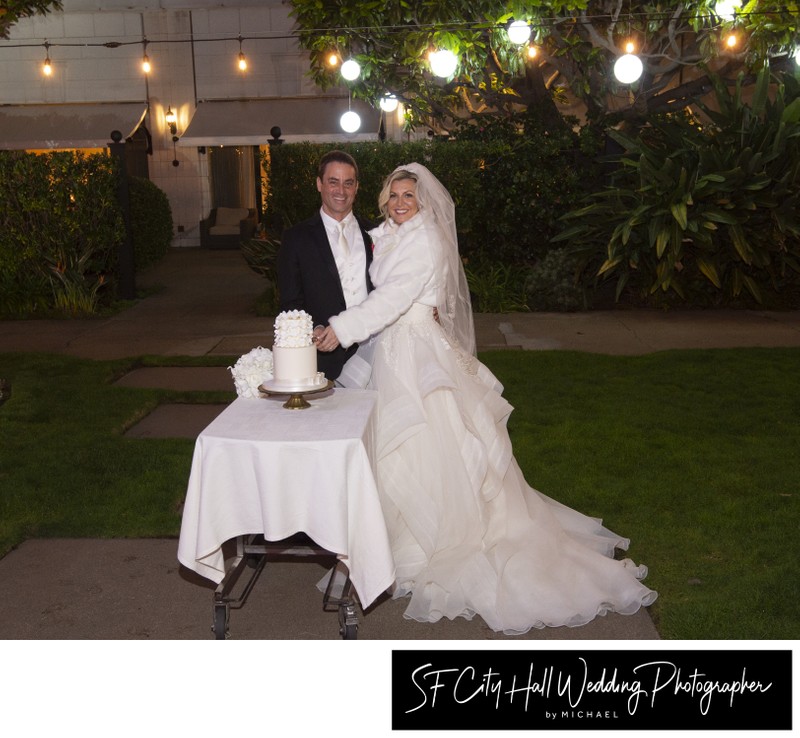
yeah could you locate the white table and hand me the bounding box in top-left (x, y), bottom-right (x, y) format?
top-left (177, 389), bottom-right (396, 611)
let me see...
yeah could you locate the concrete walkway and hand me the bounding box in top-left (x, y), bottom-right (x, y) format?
top-left (2, 247), bottom-right (799, 359)
top-left (2, 247), bottom-right (799, 641)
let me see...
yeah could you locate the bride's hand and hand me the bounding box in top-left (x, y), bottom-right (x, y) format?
top-left (316, 326), bottom-right (340, 352)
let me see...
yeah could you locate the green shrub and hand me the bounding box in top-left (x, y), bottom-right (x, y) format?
top-left (264, 133), bottom-right (595, 313)
top-left (0, 153), bottom-right (173, 317)
top-left (264, 140), bottom-right (488, 231)
top-left (241, 231), bottom-right (282, 315)
top-left (465, 258), bottom-right (529, 313)
top-left (264, 128), bottom-right (594, 270)
top-left (0, 150), bottom-right (123, 317)
top-left (525, 247), bottom-right (587, 311)
top-left (554, 68), bottom-right (800, 307)
top-left (0, 269), bottom-right (50, 317)
top-left (129, 176), bottom-right (174, 271)
top-left (452, 111), bottom-right (597, 264)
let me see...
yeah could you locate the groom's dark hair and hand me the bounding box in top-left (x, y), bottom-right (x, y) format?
top-left (318, 150), bottom-right (359, 181)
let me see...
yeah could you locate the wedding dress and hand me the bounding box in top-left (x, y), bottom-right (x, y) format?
top-left (329, 167), bottom-right (656, 634)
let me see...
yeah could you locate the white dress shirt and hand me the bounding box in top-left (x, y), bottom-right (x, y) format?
top-left (320, 209), bottom-right (369, 309)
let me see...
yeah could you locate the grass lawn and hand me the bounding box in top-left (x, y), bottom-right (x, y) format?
top-left (488, 347), bottom-right (800, 640)
top-left (0, 347), bottom-right (797, 640)
top-left (0, 353), bottom-right (232, 549)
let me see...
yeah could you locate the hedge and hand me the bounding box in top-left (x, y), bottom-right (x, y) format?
top-left (264, 124), bottom-right (593, 267)
top-left (0, 151), bottom-right (174, 317)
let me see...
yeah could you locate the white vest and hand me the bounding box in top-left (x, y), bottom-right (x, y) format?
top-left (320, 209), bottom-right (369, 309)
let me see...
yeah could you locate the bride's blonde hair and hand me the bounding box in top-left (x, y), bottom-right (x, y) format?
top-left (377, 169), bottom-right (425, 220)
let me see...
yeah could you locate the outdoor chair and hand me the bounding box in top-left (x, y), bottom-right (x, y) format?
top-left (200, 207), bottom-right (258, 250)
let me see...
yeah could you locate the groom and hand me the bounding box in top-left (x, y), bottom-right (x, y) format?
top-left (276, 150), bottom-right (374, 382)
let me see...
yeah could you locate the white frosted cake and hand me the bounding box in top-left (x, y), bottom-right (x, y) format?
top-left (271, 309), bottom-right (326, 388)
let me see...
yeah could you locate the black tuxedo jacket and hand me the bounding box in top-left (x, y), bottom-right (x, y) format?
top-left (277, 211), bottom-right (375, 380)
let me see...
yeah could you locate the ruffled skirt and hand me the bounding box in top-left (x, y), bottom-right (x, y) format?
top-left (368, 303), bottom-right (657, 634)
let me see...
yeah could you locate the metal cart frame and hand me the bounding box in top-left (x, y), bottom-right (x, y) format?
top-left (211, 533), bottom-right (359, 640)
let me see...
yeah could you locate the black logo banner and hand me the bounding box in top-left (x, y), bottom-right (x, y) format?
top-left (392, 649), bottom-right (792, 731)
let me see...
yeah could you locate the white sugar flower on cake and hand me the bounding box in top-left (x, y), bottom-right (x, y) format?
top-left (274, 309), bottom-right (314, 348)
top-left (228, 346), bottom-right (274, 398)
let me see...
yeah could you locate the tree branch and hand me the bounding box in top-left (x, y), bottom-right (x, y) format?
top-left (578, 9), bottom-right (617, 54)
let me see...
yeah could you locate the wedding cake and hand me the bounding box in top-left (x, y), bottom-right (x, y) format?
top-left (271, 310), bottom-right (326, 388)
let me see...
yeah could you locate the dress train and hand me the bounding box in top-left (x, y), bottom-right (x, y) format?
top-left (368, 303), bottom-right (656, 634)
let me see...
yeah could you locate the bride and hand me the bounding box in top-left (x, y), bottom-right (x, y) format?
top-left (316, 163), bottom-right (657, 634)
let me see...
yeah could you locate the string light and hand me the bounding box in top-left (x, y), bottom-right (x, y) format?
top-left (141, 39), bottom-right (151, 74)
top-left (237, 36), bottom-right (248, 71)
top-left (3, 8), bottom-right (791, 123)
top-left (614, 41), bottom-right (643, 84)
top-left (341, 58), bottom-right (361, 80)
top-left (42, 42), bottom-right (52, 76)
top-left (429, 49), bottom-right (458, 78)
top-left (714, 0), bottom-right (742, 21)
top-left (507, 20), bottom-right (531, 45)
top-left (379, 94), bottom-right (398, 112)
top-left (340, 110), bottom-right (361, 132)
top-left (2, 9), bottom-right (785, 57)
top-left (340, 89), bottom-right (362, 132)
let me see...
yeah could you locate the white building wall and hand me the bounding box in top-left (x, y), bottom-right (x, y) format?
top-left (140, 9), bottom-right (202, 247)
top-left (0, 0), bottom-right (409, 247)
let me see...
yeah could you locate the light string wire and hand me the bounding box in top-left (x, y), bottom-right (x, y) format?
top-left (0, 10), bottom-right (792, 50)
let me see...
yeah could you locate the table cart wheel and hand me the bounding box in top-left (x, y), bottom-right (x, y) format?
top-left (339, 602), bottom-right (359, 640)
top-left (213, 604), bottom-right (229, 640)
top-left (341, 623), bottom-right (358, 640)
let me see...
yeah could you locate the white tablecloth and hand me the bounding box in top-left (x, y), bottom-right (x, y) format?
top-left (177, 389), bottom-right (396, 608)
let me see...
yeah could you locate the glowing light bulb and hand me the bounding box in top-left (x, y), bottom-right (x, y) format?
top-left (507, 21), bottom-right (531, 45)
top-left (625, 41), bottom-right (635, 54)
top-left (527, 45), bottom-right (538, 59)
top-left (714, 0), bottom-right (741, 21)
top-left (379, 95), bottom-right (398, 112)
top-left (340, 110), bottom-right (361, 133)
top-left (43, 58), bottom-right (52, 76)
top-left (142, 54), bottom-right (151, 74)
top-left (726, 34), bottom-right (737, 49)
top-left (328, 53), bottom-right (339, 67)
top-left (341, 59), bottom-right (361, 81)
top-left (238, 52), bottom-right (247, 71)
top-left (614, 52), bottom-right (643, 84)
top-left (429, 49), bottom-right (458, 78)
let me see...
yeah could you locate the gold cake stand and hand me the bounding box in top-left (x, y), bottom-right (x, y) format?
top-left (258, 379), bottom-right (334, 410)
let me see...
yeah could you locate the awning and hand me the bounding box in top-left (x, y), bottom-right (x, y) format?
top-left (177, 98), bottom-right (382, 147)
top-left (0, 102), bottom-right (148, 150)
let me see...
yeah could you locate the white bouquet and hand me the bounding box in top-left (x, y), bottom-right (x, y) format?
top-left (228, 346), bottom-right (274, 399)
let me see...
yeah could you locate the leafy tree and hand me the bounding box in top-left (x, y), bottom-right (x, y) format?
top-left (554, 67), bottom-right (800, 307)
top-left (0, 1), bottom-right (62, 39)
top-left (289, 1), bottom-right (800, 130)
